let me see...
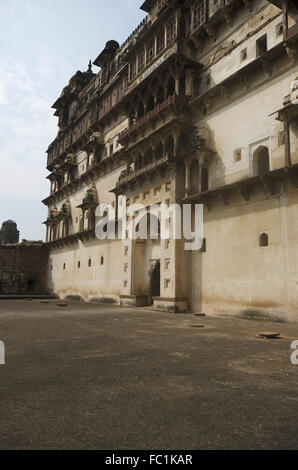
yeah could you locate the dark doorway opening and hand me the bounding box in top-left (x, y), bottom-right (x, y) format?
top-left (27, 279), bottom-right (36, 293)
top-left (150, 261), bottom-right (160, 299)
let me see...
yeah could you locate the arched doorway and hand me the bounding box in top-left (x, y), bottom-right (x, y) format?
top-left (253, 146), bottom-right (270, 176)
top-left (150, 261), bottom-right (160, 299)
top-left (27, 279), bottom-right (36, 293)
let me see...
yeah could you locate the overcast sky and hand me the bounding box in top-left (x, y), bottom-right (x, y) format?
top-left (0, 0), bottom-right (146, 240)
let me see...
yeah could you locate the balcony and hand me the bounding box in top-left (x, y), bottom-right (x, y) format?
top-left (119, 94), bottom-right (188, 144)
top-left (116, 154), bottom-right (172, 190)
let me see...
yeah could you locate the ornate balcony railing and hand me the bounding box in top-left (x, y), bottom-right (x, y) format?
top-left (119, 93), bottom-right (186, 142)
top-left (117, 155), bottom-right (171, 187)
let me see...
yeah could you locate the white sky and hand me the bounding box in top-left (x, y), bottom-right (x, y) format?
top-left (0, 0), bottom-right (146, 240)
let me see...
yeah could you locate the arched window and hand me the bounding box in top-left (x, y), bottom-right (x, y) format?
top-left (165, 135), bottom-right (174, 157)
top-left (146, 94), bottom-right (155, 113)
top-left (259, 232), bottom-right (269, 247)
top-left (179, 76), bottom-right (186, 96)
top-left (62, 221), bottom-right (69, 238)
top-left (79, 216), bottom-right (84, 232)
top-left (135, 155), bottom-right (143, 171)
top-left (253, 146), bottom-right (270, 176)
top-left (201, 167), bottom-right (209, 192)
top-left (137, 102), bottom-right (145, 119)
top-left (155, 141), bottom-right (164, 160)
top-left (156, 86), bottom-right (165, 105)
top-left (51, 224), bottom-right (58, 241)
top-left (88, 211), bottom-right (95, 229)
top-left (144, 148), bottom-right (153, 166)
top-left (166, 77), bottom-right (175, 97)
top-left (178, 134), bottom-right (190, 155)
top-left (190, 160), bottom-right (200, 194)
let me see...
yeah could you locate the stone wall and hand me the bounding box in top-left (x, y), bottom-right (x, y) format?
top-left (0, 244), bottom-right (49, 295)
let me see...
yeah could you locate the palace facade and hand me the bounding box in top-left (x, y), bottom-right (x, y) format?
top-left (43, 0), bottom-right (298, 319)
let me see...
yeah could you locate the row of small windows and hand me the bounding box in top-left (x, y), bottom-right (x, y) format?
top-left (52, 234), bottom-right (269, 273)
top-left (199, 234), bottom-right (269, 250)
top-left (57, 257), bottom-right (105, 271)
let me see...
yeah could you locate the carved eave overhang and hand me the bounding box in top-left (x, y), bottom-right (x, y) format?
top-left (43, 216), bottom-right (58, 226)
top-left (77, 200), bottom-right (98, 211)
top-left (52, 95), bottom-right (66, 113)
top-left (45, 234), bottom-right (78, 249)
top-left (58, 210), bottom-right (72, 220)
top-left (46, 172), bottom-right (62, 182)
top-left (93, 40), bottom-right (120, 68)
top-left (182, 164), bottom-right (298, 210)
top-left (276, 101), bottom-right (298, 122)
top-left (77, 185), bottom-right (98, 211)
top-left (140, 0), bottom-right (154, 13)
top-left (77, 227), bottom-right (96, 242)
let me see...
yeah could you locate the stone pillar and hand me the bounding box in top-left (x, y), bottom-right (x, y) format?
top-left (173, 134), bottom-right (179, 157)
top-left (284, 118), bottom-right (291, 166)
top-left (175, 76), bottom-right (180, 95)
top-left (185, 160), bottom-right (191, 197)
top-left (185, 69), bottom-right (193, 96)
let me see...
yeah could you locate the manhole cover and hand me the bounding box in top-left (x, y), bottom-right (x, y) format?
top-left (257, 332), bottom-right (280, 339)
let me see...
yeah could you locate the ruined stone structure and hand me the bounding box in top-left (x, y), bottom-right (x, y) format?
top-left (0, 241), bottom-right (49, 295)
top-left (43, 0), bottom-right (298, 319)
top-left (0, 220), bottom-right (20, 246)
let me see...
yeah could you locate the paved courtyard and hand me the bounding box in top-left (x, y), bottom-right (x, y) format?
top-left (0, 300), bottom-right (297, 450)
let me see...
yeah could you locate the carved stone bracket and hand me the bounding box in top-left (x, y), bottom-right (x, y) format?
top-left (284, 43), bottom-right (297, 64)
top-left (240, 184), bottom-right (252, 202)
top-left (204, 24), bottom-right (216, 40)
top-left (218, 189), bottom-right (231, 206)
top-left (260, 176), bottom-right (275, 195)
top-left (260, 58), bottom-right (273, 77)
